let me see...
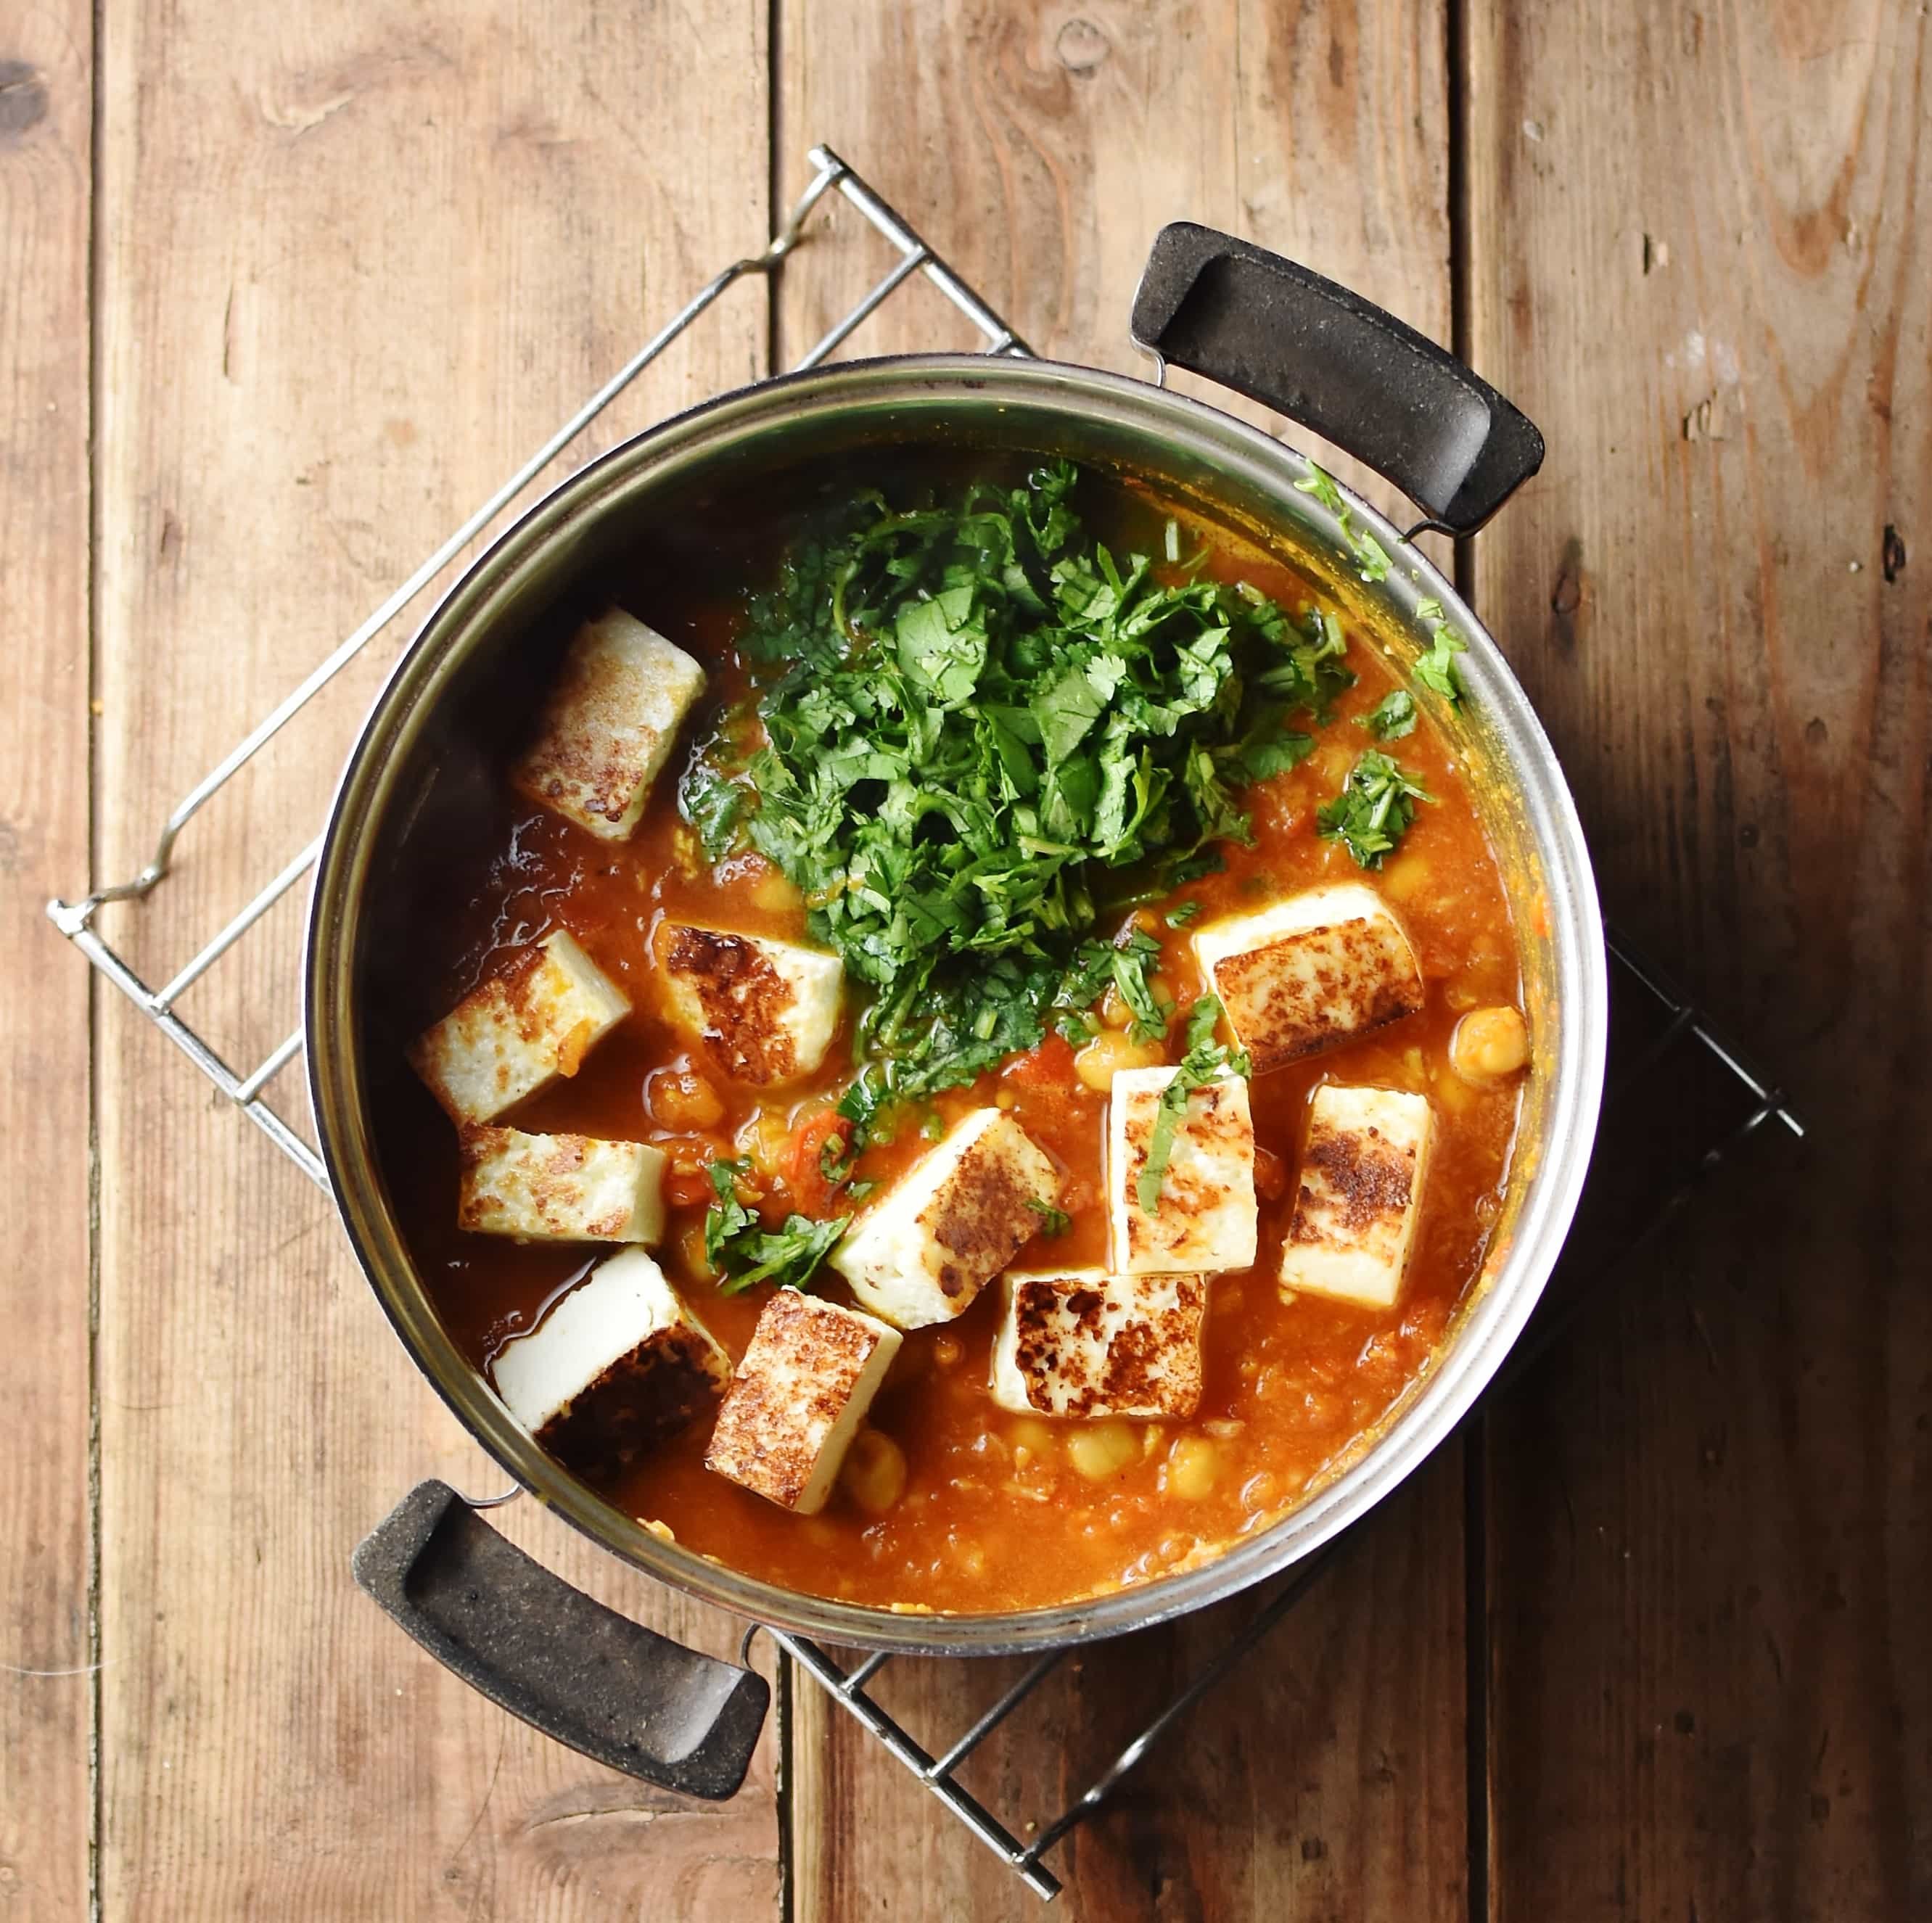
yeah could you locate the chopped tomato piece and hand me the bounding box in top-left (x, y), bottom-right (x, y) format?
top-left (786, 1105), bottom-right (852, 1216)
top-left (1002, 1031), bottom-right (1076, 1088)
top-left (665, 1165), bottom-right (718, 1209)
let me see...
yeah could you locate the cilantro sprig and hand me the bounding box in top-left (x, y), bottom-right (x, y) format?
top-left (1317, 751), bottom-right (1434, 868)
top-left (703, 1161), bottom-right (850, 1295)
top-left (1135, 996), bottom-right (1251, 1215)
top-left (1412, 597), bottom-right (1469, 702)
top-left (688, 462), bottom-right (1349, 1143)
top-left (1294, 461), bottom-right (1392, 583)
top-left (1362, 690), bottom-right (1418, 741)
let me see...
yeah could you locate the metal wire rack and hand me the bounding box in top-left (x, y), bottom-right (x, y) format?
top-left (50, 144), bottom-right (1804, 1904)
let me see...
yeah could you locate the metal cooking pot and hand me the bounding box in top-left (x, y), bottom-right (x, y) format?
top-left (308, 227), bottom-right (1607, 1798)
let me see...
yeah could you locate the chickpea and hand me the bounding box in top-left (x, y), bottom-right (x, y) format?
top-left (1451, 1005), bottom-right (1532, 1082)
top-left (1008, 1417), bottom-right (1058, 1462)
top-left (670, 825), bottom-right (702, 881)
top-left (1066, 1420), bottom-right (1139, 1482)
top-left (1163, 1435), bottom-right (1220, 1499)
top-left (735, 1108), bottom-right (792, 1181)
top-left (1380, 849), bottom-right (1432, 902)
top-left (1074, 1028), bottom-right (1167, 1092)
top-left (749, 862), bottom-right (805, 915)
top-left (649, 1067), bottom-right (725, 1132)
top-left (839, 1429), bottom-right (908, 1515)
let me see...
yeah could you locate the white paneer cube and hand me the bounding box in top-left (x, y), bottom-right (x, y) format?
top-left (457, 1126), bottom-right (667, 1244)
top-left (704, 1291), bottom-right (903, 1515)
top-left (1108, 1067), bottom-right (1258, 1276)
top-left (512, 606), bottom-right (707, 841)
top-left (991, 1269), bottom-right (1208, 1420)
top-left (1191, 882), bottom-right (1425, 1075)
top-left (657, 923), bottom-right (843, 1086)
top-left (491, 1249), bottom-right (731, 1481)
top-left (1279, 1084), bottom-right (1434, 1310)
top-left (408, 930), bottom-right (630, 1124)
top-left (831, 1108), bottom-right (1061, 1330)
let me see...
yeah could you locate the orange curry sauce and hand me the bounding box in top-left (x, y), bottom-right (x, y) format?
top-left (371, 457), bottom-right (1522, 1614)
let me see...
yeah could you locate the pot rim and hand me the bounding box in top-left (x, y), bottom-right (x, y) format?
top-left (308, 350), bottom-right (1608, 1655)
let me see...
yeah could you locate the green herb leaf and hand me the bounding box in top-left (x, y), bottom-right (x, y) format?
top-left (1293, 465), bottom-right (1349, 518)
top-left (691, 462), bottom-right (1350, 1146)
top-left (1164, 899), bottom-right (1201, 928)
top-left (703, 1159), bottom-right (850, 1295)
top-left (1135, 996), bottom-right (1251, 1215)
top-left (1354, 532), bottom-right (1392, 583)
top-left (1316, 750), bottom-right (1434, 868)
top-left (1362, 690), bottom-right (1418, 741)
top-left (1026, 1197), bottom-right (1072, 1236)
top-left (1415, 627), bottom-right (1468, 701)
top-left (1411, 599), bottom-right (1469, 703)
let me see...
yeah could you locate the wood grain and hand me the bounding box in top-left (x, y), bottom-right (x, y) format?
top-left (1466, 1), bottom-right (1932, 1916)
top-left (777, 0), bottom-right (1449, 522)
top-left (89, 6), bottom-right (778, 1916)
top-left (777, 5), bottom-right (1465, 1915)
top-left (0, 6), bottom-right (94, 1917)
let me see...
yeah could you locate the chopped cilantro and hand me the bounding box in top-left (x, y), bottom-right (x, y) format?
top-left (1362, 690), bottom-right (1418, 741)
top-left (1316, 751), bottom-right (1434, 868)
top-left (703, 1160), bottom-right (849, 1295)
top-left (1293, 466), bottom-right (1349, 518)
top-left (1026, 1197), bottom-right (1072, 1236)
top-left (1136, 996), bottom-right (1251, 1215)
top-left (1293, 462), bottom-right (1397, 585)
top-left (692, 461), bottom-right (1345, 1142)
top-left (1411, 597), bottom-right (1470, 703)
top-left (1164, 899), bottom-right (1201, 928)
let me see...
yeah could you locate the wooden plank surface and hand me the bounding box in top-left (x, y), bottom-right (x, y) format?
top-left (0, 7), bottom-right (95, 1918)
top-left (89, 7), bottom-right (778, 1916)
top-left (1466, 2), bottom-right (1931, 1918)
top-left (776, 6), bottom-right (1468, 1916)
top-left (16, 0), bottom-right (1926, 1916)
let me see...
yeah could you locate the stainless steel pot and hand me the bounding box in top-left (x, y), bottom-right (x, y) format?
top-left (309, 228), bottom-right (1606, 1798)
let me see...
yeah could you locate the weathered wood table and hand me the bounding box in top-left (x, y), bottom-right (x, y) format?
top-left (5, 3), bottom-right (1926, 1916)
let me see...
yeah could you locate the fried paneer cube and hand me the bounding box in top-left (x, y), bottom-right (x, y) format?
top-left (1191, 883), bottom-right (1424, 1075)
top-left (991, 1269), bottom-right (1208, 1420)
top-left (1278, 1084), bottom-right (1433, 1309)
top-left (831, 1108), bottom-right (1061, 1330)
top-left (456, 1126), bottom-right (666, 1243)
top-left (408, 930), bottom-right (630, 1124)
top-left (512, 606), bottom-right (706, 841)
top-left (657, 923), bottom-right (843, 1087)
top-left (704, 1291), bottom-right (903, 1515)
top-left (1107, 1067), bottom-right (1258, 1276)
top-left (491, 1250), bottom-right (731, 1481)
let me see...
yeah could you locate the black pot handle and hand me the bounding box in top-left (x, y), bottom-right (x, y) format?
top-left (353, 1481), bottom-right (769, 1800)
top-left (1130, 222), bottom-right (1544, 535)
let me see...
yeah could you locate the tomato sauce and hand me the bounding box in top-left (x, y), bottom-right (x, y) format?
top-left (368, 456), bottom-right (1523, 1614)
